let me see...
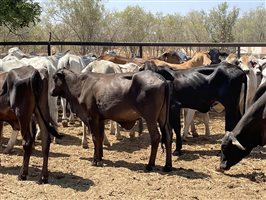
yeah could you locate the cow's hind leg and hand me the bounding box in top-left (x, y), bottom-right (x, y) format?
top-left (158, 121), bottom-right (173, 172)
top-left (145, 120), bottom-right (161, 171)
top-left (18, 120), bottom-right (33, 181)
top-left (90, 120), bottom-right (104, 166)
top-left (0, 122), bottom-right (3, 151)
top-left (171, 104), bottom-right (182, 156)
top-left (34, 110), bottom-right (52, 184)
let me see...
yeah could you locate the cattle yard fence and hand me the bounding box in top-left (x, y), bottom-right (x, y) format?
top-left (0, 41), bottom-right (266, 58)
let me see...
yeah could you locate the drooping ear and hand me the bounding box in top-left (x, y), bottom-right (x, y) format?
top-left (57, 69), bottom-right (65, 79)
top-left (230, 134), bottom-right (246, 151)
top-left (263, 104), bottom-right (266, 119)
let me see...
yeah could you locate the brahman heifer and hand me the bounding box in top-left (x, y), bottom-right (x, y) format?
top-left (57, 52), bottom-right (86, 127)
top-left (51, 68), bottom-right (173, 172)
top-left (82, 60), bottom-right (143, 142)
top-left (218, 81), bottom-right (266, 171)
top-left (0, 66), bottom-right (60, 184)
top-left (0, 56), bottom-right (60, 153)
top-left (142, 61), bottom-right (247, 156)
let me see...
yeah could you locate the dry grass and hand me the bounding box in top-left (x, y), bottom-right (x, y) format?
top-left (1, 112), bottom-right (265, 200)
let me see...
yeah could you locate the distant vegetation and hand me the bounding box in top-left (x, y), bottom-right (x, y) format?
top-left (0, 0), bottom-right (265, 55)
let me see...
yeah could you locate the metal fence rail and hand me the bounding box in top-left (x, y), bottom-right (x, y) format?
top-left (1, 41), bottom-right (266, 57)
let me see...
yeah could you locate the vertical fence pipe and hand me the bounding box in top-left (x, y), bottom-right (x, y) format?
top-left (139, 45), bottom-right (143, 58)
top-left (237, 46), bottom-right (241, 58)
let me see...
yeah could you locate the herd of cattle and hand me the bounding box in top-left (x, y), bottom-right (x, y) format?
top-left (0, 47), bottom-right (265, 184)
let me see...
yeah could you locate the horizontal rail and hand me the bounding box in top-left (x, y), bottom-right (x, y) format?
top-left (0, 41), bottom-right (266, 47)
top-left (1, 41), bottom-right (265, 57)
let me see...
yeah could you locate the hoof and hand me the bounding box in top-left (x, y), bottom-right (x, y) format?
top-left (215, 167), bottom-right (225, 173)
top-left (129, 134), bottom-right (135, 139)
top-left (38, 177), bottom-right (48, 184)
top-left (182, 136), bottom-right (189, 142)
top-left (3, 148), bottom-right (12, 154)
top-left (69, 120), bottom-right (75, 125)
top-left (18, 174), bottom-right (27, 181)
top-left (62, 120), bottom-right (68, 127)
top-left (104, 141), bottom-right (111, 147)
top-left (163, 165), bottom-right (172, 172)
top-left (96, 161), bottom-right (103, 167)
top-left (91, 160), bottom-right (103, 167)
top-left (173, 149), bottom-right (182, 156)
top-left (116, 135), bottom-right (123, 140)
top-left (54, 138), bottom-right (61, 144)
top-left (82, 144), bottom-right (89, 149)
top-left (192, 133), bottom-right (199, 138)
top-left (145, 164), bottom-right (154, 172)
top-left (91, 161), bottom-right (97, 166)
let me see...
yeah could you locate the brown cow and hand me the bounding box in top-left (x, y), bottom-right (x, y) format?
top-left (51, 68), bottom-right (173, 172)
top-left (152, 51), bottom-right (211, 69)
top-left (99, 51), bottom-right (182, 66)
top-left (0, 66), bottom-right (60, 184)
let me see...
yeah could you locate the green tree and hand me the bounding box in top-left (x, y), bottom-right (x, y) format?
top-left (184, 11), bottom-right (209, 42)
top-left (234, 7), bottom-right (266, 42)
top-left (44, 0), bottom-right (104, 54)
top-left (203, 2), bottom-right (239, 42)
top-left (0, 0), bottom-right (41, 31)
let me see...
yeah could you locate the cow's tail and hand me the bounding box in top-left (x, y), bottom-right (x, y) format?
top-left (31, 70), bottom-right (62, 139)
top-left (160, 80), bottom-right (172, 150)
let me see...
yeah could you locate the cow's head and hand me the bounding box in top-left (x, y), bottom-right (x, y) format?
top-left (50, 68), bottom-right (67, 98)
top-left (238, 55), bottom-right (260, 75)
top-left (158, 51), bottom-right (181, 64)
top-left (208, 48), bottom-right (221, 64)
top-left (219, 131), bottom-right (250, 171)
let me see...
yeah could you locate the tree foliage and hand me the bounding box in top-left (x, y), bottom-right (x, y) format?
top-left (203, 2), bottom-right (239, 42)
top-left (234, 7), bottom-right (266, 42)
top-left (0, 0), bottom-right (41, 31)
top-left (0, 1), bottom-right (265, 55)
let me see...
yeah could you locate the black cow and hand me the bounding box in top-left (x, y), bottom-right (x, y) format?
top-left (51, 68), bottom-right (173, 171)
top-left (208, 48), bottom-right (229, 64)
top-left (141, 61), bottom-right (247, 155)
top-left (0, 66), bottom-right (60, 184)
top-left (219, 82), bottom-right (266, 171)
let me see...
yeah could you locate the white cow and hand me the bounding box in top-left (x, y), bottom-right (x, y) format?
top-left (238, 55), bottom-right (259, 111)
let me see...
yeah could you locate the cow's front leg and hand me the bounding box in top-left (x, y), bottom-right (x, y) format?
top-left (61, 98), bottom-right (68, 127)
top-left (183, 109), bottom-right (196, 140)
top-left (3, 130), bottom-right (19, 154)
top-left (203, 112), bottom-right (210, 136)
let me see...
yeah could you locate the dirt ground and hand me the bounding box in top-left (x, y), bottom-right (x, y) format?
top-left (1, 112), bottom-right (265, 200)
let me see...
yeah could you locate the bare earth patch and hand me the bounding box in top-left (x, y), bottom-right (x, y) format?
top-left (1, 112), bottom-right (265, 199)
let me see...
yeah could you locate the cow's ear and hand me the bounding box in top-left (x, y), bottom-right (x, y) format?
top-left (57, 71), bottom-right (65, 79)
top-left (263, 105), bottom-right (266, 119)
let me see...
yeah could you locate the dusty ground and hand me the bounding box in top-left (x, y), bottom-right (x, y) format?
top-left (1, 112), bottom-right (265, 200)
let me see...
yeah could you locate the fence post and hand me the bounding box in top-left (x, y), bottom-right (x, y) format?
top-left (139, 45), bottom-right (143, 58)
top-left (48, 32), bottom-right (52, 56)
top-left (237, 46), bottom-right (241, 58)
